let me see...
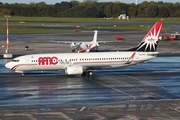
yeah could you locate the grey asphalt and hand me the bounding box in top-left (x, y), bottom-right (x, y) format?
top-left (0, 56), bottom-right (180, 119)
top-left (0, 24), bottom-right (180, 119)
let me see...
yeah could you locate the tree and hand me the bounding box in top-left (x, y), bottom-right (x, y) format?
top-left (166, 3), bottom-right (175, 17)
top-left (146, 4), bottom-right (158, 17)
top-left (128, 3), bottom-right (137, 17)
top-left (37, 2), bottom-right (46, 16)
top-left (54, 3), bottom-right (60, 12)
top-left (96, 3), bottom-right (107, 17)
top-left (158, 6), bottom-right (169, 17)
top-left (63, 6), bottom-right (86, 17)
top-left (137, 1), bottom-right (148, 17)
top-left (174, 2), bottom-right (180, 17)
top-left (59, 2), bottom-right (72, 12)
top-left (104, 3), bottom-right (113, 17)
top-left (112, 3), bottom-right (121, 17)
top-left (0, 1), bottom-right (180, 18)
top-left (70, 1), bottom-right (79, 7)
top-left (84, 6), bottom-right (98, 17)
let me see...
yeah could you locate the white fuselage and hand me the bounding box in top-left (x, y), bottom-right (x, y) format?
top-left (5, 51), bottom-right (158, 74)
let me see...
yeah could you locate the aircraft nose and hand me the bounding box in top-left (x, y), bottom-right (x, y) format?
top-left (5, 62), bottom-right (12, 69)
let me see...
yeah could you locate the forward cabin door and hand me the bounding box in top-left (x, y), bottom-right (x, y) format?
top-left (25, 56), bottom-right (32, 70)
top-left (25, 57), bottom-right (29, 63)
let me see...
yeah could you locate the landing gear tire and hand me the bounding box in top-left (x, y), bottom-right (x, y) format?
top-left (88, 71), bottom-right (93, 76)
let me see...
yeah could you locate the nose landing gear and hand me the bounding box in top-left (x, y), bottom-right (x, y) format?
top-left (21, 73), bottom-right (25, 76)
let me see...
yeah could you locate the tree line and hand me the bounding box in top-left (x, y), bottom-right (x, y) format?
top-left (0, 1), bottom-right (180, 18)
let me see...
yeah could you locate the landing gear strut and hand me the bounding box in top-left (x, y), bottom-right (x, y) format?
top-left (95, 46), bottom-right (98, 52)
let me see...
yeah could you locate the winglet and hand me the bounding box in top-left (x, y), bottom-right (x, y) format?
top-left (125, 52), bottom-right (136, 64)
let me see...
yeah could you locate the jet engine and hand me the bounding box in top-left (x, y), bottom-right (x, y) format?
top-left (65, 66), bottom-right (83, 75)
top-left (96, 42), bottom-right (100, 47)
top-left (70, 42), bottom-right (76, 48)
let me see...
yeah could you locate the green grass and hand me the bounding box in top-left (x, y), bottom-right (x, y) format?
top-left (1, 16), bottom-right (180, 23)
top-left (0, 25), bottom-right (172, 34)
top-left (130, 18), bottom-right (180, 23)
top-left (85, 25), bottom-right (172, 31)
top-left (0, 16), bottom-right (176, 33)
top-left (0, 28), bottom-right (78, 34)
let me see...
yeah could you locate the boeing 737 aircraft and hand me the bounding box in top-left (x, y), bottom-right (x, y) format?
top-left (5, 22), bottom-right (163, 76)
top-left (48, 30), bottom-right (104, 53)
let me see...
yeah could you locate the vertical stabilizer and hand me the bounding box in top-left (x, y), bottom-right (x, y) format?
top-left (92, 30), bottom-right (98, 44)
top-left (127, 22), bottom-right (163, 52)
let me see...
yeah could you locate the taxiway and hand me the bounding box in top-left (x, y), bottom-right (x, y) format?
top-left (0, 23), bottom-right (180, 119)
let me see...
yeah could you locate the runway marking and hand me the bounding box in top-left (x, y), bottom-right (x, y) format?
top-left (105, 74), bottom-right (168, 99)
top-left (91, 113), bottom-right (107, 120)
top-left (98, 70), bottom-right (178, 99)
top-left (85, 75), bottom-right (136, 100)
top-left (120, 73), bottom-right (179, 94)
top-left (118, 73), bottom-right (169, 99)
top-left (34, 112), bottom-right (73, 120)
top-left (94, 71), bottom-right (170, 100)
top-left (4, 113), bottom-right (37, 120)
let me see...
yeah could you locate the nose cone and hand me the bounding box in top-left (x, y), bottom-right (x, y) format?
top-left (5, 62), bottom-right (12, 69)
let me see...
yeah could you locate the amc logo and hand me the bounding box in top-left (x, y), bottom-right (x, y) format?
top-left (38, 57), bottom-right (58, 65)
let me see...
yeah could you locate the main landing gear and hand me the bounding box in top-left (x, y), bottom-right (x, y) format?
top-left (82, 71), bottom-right (93, 76)
top-left (21, 73), bottom-right (25, 76)
top-left (88, 71), bottom-right (93, 76)
top-left (95, 46), bottom-right (98, 52)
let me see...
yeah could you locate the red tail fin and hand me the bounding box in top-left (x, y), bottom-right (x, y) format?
top-left (142, 22), bottom-right (163, 42)
top-left (127, 22), bottom-right (163, 52)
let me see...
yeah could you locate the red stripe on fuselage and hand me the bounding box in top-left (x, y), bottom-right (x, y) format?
top-left (13, 64), bottom-right (37, 71)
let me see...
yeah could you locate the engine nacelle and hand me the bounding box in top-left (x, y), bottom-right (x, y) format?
top-left (70, 42), bottom-right (76, 47)
top-left (65, 66), bottom-right (83, 75)
top-left (96, 42), bottom-right (100, 47)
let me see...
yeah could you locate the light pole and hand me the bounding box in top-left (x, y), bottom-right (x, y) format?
top-left (3, 15), bottom-right (12, 58)
top-left (5, 15), bottom-right (10, 54)
top-left (135, 0), bottom-right (138, 5)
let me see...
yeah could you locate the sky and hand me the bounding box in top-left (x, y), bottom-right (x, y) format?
top-left (0, 0), bottom-right (179, 4)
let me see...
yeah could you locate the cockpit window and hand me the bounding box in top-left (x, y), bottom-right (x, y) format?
top-left (12, 60), bottom-right (19, 62)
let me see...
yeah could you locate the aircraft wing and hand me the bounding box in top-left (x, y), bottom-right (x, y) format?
top-left (47, 40), bottom-right (92, 45)
top-left (82, 64), bottom-right (112, 70)
top-left (47, 40), bottom-right (114, 44)
top-left (47, 40), bottom-right (78, 44)
top-left (98, 41), bottom-right (114, 44)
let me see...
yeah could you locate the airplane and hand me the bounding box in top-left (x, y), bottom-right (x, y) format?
top-left (48, 30), bottom-right (103, 53)
top-left (5, 22), bottom-right (163, 76)
top-left (160, 33), bottom-right (180, 41)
